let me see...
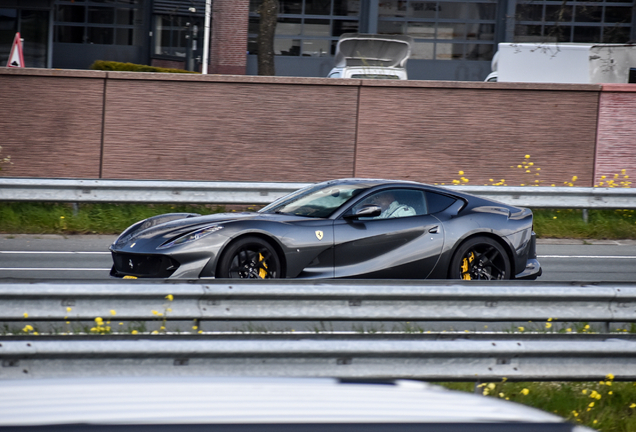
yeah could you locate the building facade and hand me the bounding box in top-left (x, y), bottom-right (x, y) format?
top-left (1, 0), bottom-right (634, 80)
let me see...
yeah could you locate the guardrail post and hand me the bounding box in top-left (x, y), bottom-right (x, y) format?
top-left (582, 208), bottom-right (589, 223)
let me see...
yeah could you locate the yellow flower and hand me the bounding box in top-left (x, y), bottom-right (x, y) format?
top-left (198, 330), bottom-right (203, 334)
top-left (66, 307), bottom-right (72, 312)
top-left (582, 389), bottom-right (588, 394)
top-left (609, 391), bottom-right (613, 395)
top-left (152, 310), bottom-right (159, 315)
top-left (529, 162), bottom-right (534, 166)
top-left (566, 328), bottom-right (572, 332)
top-left (131, 330), bottom-right (138, 335)
top-left (547, 318), bottom-right (553, 321)
top-left (631, 403), bottom-right (636, 409)
top-left (110, 310), bottom-right (116, 316)
top-left (94, 317), bottom-right (103, 323)
top-left (521, 388), bottom-right (530, 395)
top-left (487, 383), bottom-right (496, 390)
top-left (517, 165), bottom-right (522, 168)
top-left (192, 326), bottom-right (198, 330)
top-left (23, 312), bottom-right (28, 318)
top-left (165, 294), bottom-right (174, 301)
top-left (166, 308), bottom-right (173, 312)
top-left (572, 176), bottom-right (578, 181)
top-left (545, 322), bottom-right (552, 328)
top-left (525, 155), bottom-right (530, 159)
top-left (499, 392), bottom-right (505, 398)
top-left (502, 377), bottom-right (507, 382)
top-left (60, 216), bottom-right (65, 219)
top-left (584, 324), bottom-right (590, 329)
top-left (151, 330), bottom-right (158, 334)
top-left (606, 373), bottom-right (615, 381)
top-left (518, 326), bottom-right (525, 332)
top-left (572, 411), bottom-right (578, 417)
top-left (553, 216), bottom-right (557, 219)
top-left (22, 325), bottom-right (34, 332)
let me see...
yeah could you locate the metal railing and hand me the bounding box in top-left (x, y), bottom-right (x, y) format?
top-left (0, 178), bottom-right (635, 208)
top-left (1, 337), bottom-right (635, 381)
top-left (1, 280), bottom-right (635, 380)
top-left (1, 280), bottom-right (635, 323)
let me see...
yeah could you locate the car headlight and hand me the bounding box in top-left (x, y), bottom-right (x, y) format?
top-left (157, 225), bottom-right (224, 250)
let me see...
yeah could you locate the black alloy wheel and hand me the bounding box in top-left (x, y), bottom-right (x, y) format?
top-left (217, 236), bottom-right (281, 279)
top-left (450, 236), bottom-right (511, 280)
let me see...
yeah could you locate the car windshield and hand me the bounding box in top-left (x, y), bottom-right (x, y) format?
top-left (260, 183), bottom-right (369, 218)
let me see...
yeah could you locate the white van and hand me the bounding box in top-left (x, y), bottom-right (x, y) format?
top-left (328, 33), bottom-right (413, 80)
top-left (486, 42), bottom-right (636, 83)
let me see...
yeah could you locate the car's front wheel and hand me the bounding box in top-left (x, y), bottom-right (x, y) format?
top-left (449, 236), bottom-right (511, 280)
top-left (217, 236), bottom-right (281, 279)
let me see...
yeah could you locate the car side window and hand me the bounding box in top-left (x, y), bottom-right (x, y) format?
top-left (353, 189), bottom-right (427, 220)
top-left (425, 191), bottom-right (457, 213)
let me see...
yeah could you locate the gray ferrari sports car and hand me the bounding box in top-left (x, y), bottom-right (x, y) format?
top-left (110, 178), bottom-right (542, 280)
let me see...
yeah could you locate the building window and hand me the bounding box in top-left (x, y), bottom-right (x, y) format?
top-left (515, 0), bottom-right (633, 43)
top-left (377, 0), bottom-right (497, 61)
top-left (248, 0), bottom-right (361, 56)
top-left (54, 0), bottom-right (143, 45)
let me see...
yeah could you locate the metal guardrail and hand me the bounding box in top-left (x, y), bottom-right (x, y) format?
top-left (2, 280), bottom-right (635, 380)
top-left (1, 280), bottom-right (635, 323)
top-left (1, 338), bottom-right (635, 381)
top-left (0, 178), bottom-right (635, 208)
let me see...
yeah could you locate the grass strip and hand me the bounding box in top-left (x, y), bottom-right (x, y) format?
top-left (440, 379), bottom-right (636, 431)
top-left (0, 203), bottom-right (635, 239)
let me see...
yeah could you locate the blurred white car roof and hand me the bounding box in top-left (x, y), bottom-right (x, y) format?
top-left (0, 377), bottom-right (592, 431)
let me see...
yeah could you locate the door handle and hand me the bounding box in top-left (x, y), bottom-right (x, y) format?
top-left (429, 226), bottom-right (439, 234)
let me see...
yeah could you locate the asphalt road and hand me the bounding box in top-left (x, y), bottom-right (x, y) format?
top-left (0, 234), bottom-right (635, 282)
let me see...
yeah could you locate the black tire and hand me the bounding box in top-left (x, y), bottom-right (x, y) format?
top-left (217, 236), bottom-right (281, 279)
top-left (449, 236), bottom-right (511, 280)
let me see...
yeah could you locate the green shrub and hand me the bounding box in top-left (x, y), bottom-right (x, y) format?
top-left (89, 60), bottom-right (199, 74)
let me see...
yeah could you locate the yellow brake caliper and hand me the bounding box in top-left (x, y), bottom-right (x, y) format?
top-left (461, 252), bottom-right (475, 280)
top-left (258, 253), bottom-right (268, 279)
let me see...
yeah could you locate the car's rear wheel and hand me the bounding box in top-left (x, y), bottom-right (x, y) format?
top-left (217, 236), bottom-right (281, 279)
top-left (449, 236), bottom-right (511, 280)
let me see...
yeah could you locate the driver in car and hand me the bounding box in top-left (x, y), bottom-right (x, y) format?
top-left (372, 191), bottom-right (416, 219)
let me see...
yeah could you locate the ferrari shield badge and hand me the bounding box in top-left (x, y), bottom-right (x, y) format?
top-left (315, 230), bottom-right (324, 240)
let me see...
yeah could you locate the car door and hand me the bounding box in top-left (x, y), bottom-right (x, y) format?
top-left (333, 188), bottom-right (444, 279)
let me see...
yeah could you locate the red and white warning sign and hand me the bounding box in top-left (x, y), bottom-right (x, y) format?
top-left (7, 32), bottom-right (25, 68)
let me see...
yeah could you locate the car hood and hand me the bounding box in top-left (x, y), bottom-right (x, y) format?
top-left (111, 211), bottom-right (314, 247)
top-left (334, 33), bottom-right (413, 68)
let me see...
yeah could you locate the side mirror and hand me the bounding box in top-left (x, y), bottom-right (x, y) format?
top-left (344, 204), bottom-right (382, 220)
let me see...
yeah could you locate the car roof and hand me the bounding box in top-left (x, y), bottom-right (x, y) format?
top-left (0, 377), bottom-right (579, 427)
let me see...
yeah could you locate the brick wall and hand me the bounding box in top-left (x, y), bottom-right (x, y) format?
top-left (209, 0), bottom-right (249, 75)
top-left (356, 81), bottom-right (600, 187)
top-left (100, 74), bottom-right (358, 182)
top-left (595, 84), bottom-right (636, 187)
top-left (0, 69), bottom-right (104, 179)
top-left (1, 68), bottom-right (625, 189)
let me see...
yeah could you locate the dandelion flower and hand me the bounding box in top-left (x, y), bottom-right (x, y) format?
top-left (66, 307), bottom-right (72, 312)
top-left (23, 312), bottom-right (28, 318)
top-left (151, 330), bottom-right (158, 334)
top-left (518, 326), bottom-right (525, 332)
top-left (94, 317), bottom-right (103, 323)
top-left (567, 328), bottom-right (572, 332)
top-left (110, 310), bottom-right (116, 316)
top-left (499, 392), bottom-right (505, 398)
top-left (131, 330), bottom-right (138, 335)
top-left (525, 155), bottom-right (530, 159)
top-left (631, 403), bottom-right (636, 409)
top-left (521, 388), bottom-right (530, 395)
top-left (553, 216), bottom-right (557, 219)
top-left (517, 165), bottom-right (522, 168)
top-left (487, 383), bottom-right (496, 390)
top-left (582, 389), bottom-right (588, 394)
top-left (458, 171), bottom-right (464, 175)
top-left (589, 402), bottom-right (595, 408)
top-left (609, 391), bottom-right (613, 395)
top-left (165, 294), bottom-right (174, 301)
top-left (192, 326), bottom-right (198, 330)
top-left (606, 373), bottom-right (615, 380)
top-left (546, 322), bottom-right (552, 329)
